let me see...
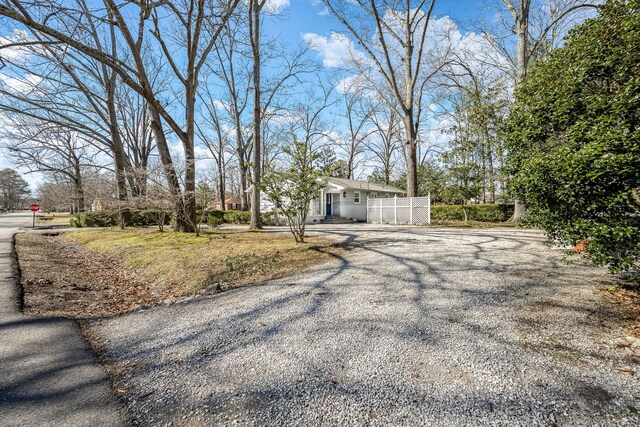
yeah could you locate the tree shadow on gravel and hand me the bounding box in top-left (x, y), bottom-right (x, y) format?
top-left (94, 225), bottom-right (639, 425)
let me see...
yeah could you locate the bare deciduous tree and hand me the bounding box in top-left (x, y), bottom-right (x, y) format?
top-left (336, 85), bottom-right (374, 180)
top-left (0, 0), bottom-right (240, 232)
top-left (322, 0), bottom-right (452, 196)
top-left (2, 123), bottom-right (105, 212)
top-left (366, 101), bottom-right (403, 185)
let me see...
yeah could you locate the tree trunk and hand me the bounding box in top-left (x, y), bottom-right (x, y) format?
top-left (148, 109), bottom-right (194, 232)
top-left (238, 152), bottom-right (249, 210)
top-left (74, 160), bottom-right (85, 213)
top-left (249, 0), bottom-right (262, 229)
top-left (512, 201), bottom-right (526, 221)
top-left (462, 202), bottom-right (468, 224)
top-left (183, 85), bottom-right (197, 232)
top-left (515, 15), bottom-right (529, 86)
top-left (138, 160), bottom-right (148, 197)
top-left (403, 115), bottom-right (418, 197)
top-left (105, 74), bottom-right (131, 225)
top-left (218, 137), bottom-right (226, 211)
top-left (510, 5), bottom-right (529, 221)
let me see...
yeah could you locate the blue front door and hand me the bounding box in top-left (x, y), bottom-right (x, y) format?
top-left (325, 193), bottom-right (332, 215)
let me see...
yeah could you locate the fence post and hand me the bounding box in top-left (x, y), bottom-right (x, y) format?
top-left (366, 198), bottom-right (369, 223)
top-left (394, 195), bottom-right (397, 224)
top-left (427, 193), bottom-right (431, 224)
top-left (409, 197), bottom-right (414, 225)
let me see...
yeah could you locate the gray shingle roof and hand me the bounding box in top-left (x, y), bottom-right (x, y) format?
top-left (323, 177), bottom-right (405, 194)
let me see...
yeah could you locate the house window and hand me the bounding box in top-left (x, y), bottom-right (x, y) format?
top-left (384, 193), bottom-right (389, 198)
top-left (354, 191), bottom-right (361, 204)
top-left (370, 192), bottom-right (377, 199)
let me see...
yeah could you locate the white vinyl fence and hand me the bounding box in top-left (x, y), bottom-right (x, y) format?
top-left (367, 195), bottom-right (431, 225)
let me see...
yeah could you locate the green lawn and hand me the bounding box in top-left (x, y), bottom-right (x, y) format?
top-left (63, 229), bottom-right (345, 294)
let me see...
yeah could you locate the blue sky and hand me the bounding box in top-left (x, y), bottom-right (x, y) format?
top-left (1, 0), bottom-right (502, 190)
top-left (269, 0), bottom-right (487, 49)
top-left (255, 1), bottom-right (506, 179)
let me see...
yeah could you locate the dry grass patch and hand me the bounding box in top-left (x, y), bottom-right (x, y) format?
top-left (15, 229), bottom-right (345, 319)
top-left (63, 229), bottom-right (345, 293)
top-left (36, 212), bottom-right (73, 225)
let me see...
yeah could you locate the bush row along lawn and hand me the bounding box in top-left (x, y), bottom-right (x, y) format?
top-left (429, 204), bottom-right (514, 223)
top-left (69, 204), bottom-right (515, 228)
top-left (69, 209), bottom-right (277, 228)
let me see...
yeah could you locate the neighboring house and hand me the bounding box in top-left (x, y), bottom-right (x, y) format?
top-left (258, 177), bottom-right (405, 224)
top-left (91, 199), bottom-right (104, 212)
top-left (211, 196), bottom-right (243, 211)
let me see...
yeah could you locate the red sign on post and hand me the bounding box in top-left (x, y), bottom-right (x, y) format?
top-left (29, 204), bottom-right (40, 212)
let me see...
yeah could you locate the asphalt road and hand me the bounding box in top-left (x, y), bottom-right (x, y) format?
top-left (0, 212), bottom-right (130, 427)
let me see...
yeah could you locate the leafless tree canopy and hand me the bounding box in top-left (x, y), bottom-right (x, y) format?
top-left (0, 0), bottom-right (602, 226)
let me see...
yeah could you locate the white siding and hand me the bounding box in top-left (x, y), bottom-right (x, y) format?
top-left (260, 197), bottom-right (276, 212)
top-left (338, 190), bottom-right (369, 221)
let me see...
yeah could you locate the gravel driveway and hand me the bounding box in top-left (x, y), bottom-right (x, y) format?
top-left (91, 225), bottom-right (639, 426)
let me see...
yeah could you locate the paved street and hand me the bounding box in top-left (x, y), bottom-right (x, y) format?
top-left (0, 212), bottom-right (129, 427)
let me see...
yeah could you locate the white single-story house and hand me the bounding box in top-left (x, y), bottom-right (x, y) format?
top-left (257, 177), bottom-right (405, 224)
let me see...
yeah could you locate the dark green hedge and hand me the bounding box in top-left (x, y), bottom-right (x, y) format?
top-left (71, 210), bottom-right (172, 228)
top-left (72, 209), bottom-right (268, 228)
top-left (206, 210), bottom-right (259, 226)
top-left (430, 204), bottom-right (513, 223)
top-left (223, 210), bottom-right (251, 224)
top-left (206, 210), bottom-right (225, 227)
top-left (130, 210), bottom-right (172, 226)
top-left (70, 211), bottom-right (118, 227)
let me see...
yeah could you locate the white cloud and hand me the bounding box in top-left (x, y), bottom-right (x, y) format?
top-left (238, 0), bottom-right (288, 15)
top-left (266, 109), bottom-right (297, 125)
top-left (265, 0), bottom-right (290, 14)
top-left (0, 29), bottom-right (32, 62)
top-left (0, 71), bottom-right (43, 94)
top-left (309, 0), bottom-right (329, 15)
top-left (210, 99), bottom-right (226, 110)
top-left (335, 74), bottom-right (377, 98)
top-left (302, 32), bottom-right (370, 69)
top-left (306, 11), bottom-right (513, 103)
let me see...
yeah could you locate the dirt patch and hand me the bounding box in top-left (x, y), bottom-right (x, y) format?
top-left (15, 233), bottom-right (159, 318)
top-left (598, 281), bottom-right (640, 338)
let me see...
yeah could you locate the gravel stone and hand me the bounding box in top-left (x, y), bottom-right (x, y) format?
top-left (91, 225), bottom-right (640, 426)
